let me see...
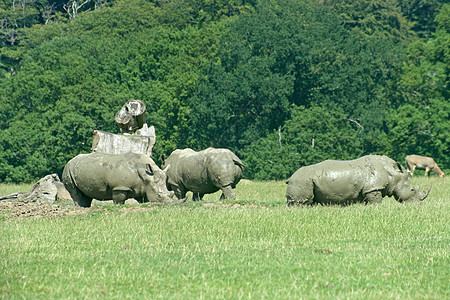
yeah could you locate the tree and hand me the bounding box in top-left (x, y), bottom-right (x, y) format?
top-left (242, 106), bottom-right (364, 180)
top-left (154, 0), bottom-right (255, 28)
top-left (386, 100), bottom-right (449, 165)
top-left (397, 0), bottom-right (447, 38)
top-left (0, 0), bottom-right (228, 182)
top-left (322, 0), bottom-right (413, 42)
top-left (387, 4), bottom-right (449, 168)
top-left (187, 0), bottom-right (404, 153)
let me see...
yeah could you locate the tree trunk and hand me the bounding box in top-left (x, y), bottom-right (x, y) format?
top-left (115, 99), bottom-right (146, 133)
top-left (91, 124), bottom-right (156, 157)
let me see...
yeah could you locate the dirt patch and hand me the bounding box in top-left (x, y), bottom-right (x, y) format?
top-left (202, 202), bottom-right (256, 208)
top-left (0, 201), bottom-right (90, 219)
top-left (0, 199), bottom-right (258, 220)
top-left (0, 199), bottom-right (163, 220)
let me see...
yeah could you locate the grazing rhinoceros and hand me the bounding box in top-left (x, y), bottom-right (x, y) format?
top-left (161, 148), bottom-right (245, 201)
top-left (62, 152), bottom-right (182, 207)
top-left (286, 155), bottom-right (431, 206)
top-left (405, 155), bottom-right (445, 178)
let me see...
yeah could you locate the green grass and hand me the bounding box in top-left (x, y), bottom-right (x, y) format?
top-left (0, 183), bottom-right (33, 195)
top-left (1, 177), bottom-right (449, 299)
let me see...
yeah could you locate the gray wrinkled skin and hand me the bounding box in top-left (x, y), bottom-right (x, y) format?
top-left (62, 152), bottom-right (181, 207)
top-left (161, 148), bottom-right (244, 201)
top-left (286, 155), bottom-right (431, 206)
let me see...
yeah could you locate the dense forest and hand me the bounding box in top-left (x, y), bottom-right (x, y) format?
top-left (0, 0), bottom-right (448, 183)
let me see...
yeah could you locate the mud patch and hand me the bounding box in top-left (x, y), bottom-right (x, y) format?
top-left (202, 202), bottom-right (256, 208)
top-left (0, 200), bottom-right (162, 220)
top-left (0, 200), bottom-right (258, 220)
top-left (0, 201), bottom-right (90, 219)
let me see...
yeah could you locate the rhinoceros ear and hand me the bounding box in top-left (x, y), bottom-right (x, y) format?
top-left (137, 164), bottom-right (154, 179)
top-left (394, 162), bottom-right (407, 173)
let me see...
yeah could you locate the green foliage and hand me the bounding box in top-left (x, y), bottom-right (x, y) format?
top-left (387, 100), bottom-right (449, 170)
top-left (397, 0), bottom-right (447, 38)
top-left (242, 106), bottom-right (365, 180)
top-left (188, 0), bottom-right (404, 160)
top-left (0, 0), bottom-right (448, 182)
top-left (0, 0), bottom-right (229, 182)
top-left (154, 0), bottom-right (255, 27)
top-left (0, 0), bottom-right (118, 74)
top-left (388, 4), bottom-right (449, 169)
top-left (323, 0), bottom-right (413, 42)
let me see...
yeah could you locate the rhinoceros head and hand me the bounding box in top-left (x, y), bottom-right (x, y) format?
top-left (138, 158), bottom-right (182, 204)
top-left (392, 174), bottom-right (431, 202)
top-left (382, 160), bottom-right (430, 202)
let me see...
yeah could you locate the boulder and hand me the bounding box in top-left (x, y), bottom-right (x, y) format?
top-left (0, 174), bottom-right (71, 204)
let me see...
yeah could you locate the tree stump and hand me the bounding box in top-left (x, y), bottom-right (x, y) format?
top-left (115, 100), bottom-right (146, 133)
top-left (91, 124), bottom-right (156, 157)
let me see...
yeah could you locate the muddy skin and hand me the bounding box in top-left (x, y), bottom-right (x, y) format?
top-left (161, 148), bottom-right (244, 201)
top-left (286, 155), bottom-right (431, 206)
top-left (62, 152), bottom-right (182, 207)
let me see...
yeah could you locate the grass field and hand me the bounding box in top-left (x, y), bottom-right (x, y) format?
top-left (1, 177), bottom-right (448, 299)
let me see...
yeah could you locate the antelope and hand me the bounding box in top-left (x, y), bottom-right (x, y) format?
top-left (405, 155), bottom-right (445, 178)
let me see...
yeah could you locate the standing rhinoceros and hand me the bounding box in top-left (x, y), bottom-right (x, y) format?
top-left (62, 152), bottom-right (181, 207)
top-left (161, 148), bottom-right (245, 201)
top-left (286, 155), bottom-right (431, 206)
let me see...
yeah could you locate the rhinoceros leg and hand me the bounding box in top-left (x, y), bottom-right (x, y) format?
top-left (220, 185), bottom-right (236, 200)
top-left (69, 188), bottom-right (93, 208)
top-left (63, 173), bottom-right (93, 207)
top-left (364, 191), bottom-right (382, 204)
top-left (192, 192), bottom-right (204, 201)
top-left (112, 189), bottom-right (128, 205)
top-left (286, 182), bottom-right (314, 206)
top-left (170, 185), bottom-right (187, 202)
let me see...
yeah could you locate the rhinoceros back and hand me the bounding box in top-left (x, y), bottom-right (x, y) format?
top-left (311, 161), bottom-right (367, 204)
top-left (62, 152), bottom-right (139, 200)
top-left (165, 148), bottom-right (244, 194)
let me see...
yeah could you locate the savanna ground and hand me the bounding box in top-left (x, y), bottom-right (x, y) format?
top-left (1, 176), bottom-right (448, 299)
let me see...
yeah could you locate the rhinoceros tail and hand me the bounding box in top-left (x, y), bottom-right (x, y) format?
top-left (233, 159), bottom-right (245, 170)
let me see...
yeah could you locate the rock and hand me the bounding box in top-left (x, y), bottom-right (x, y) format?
top-left (0, 174), bottom-right (69, 204)
top-left (55, 181), bottom-right (73, 203)
top-left (22, 174), bottom-right (60, 203)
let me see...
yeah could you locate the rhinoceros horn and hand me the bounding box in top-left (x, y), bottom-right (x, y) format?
top-left (420, 185), bottom-right (431, 201)
top-left (162, 164), bottom-right (171, 173)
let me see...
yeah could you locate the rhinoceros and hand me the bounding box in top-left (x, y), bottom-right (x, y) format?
top-left (161, 148), bottom-right (245, 201)
top-left (286, 155), bottom-right (431, 206)
top-left (62, 152), bottom-right (182, 207)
